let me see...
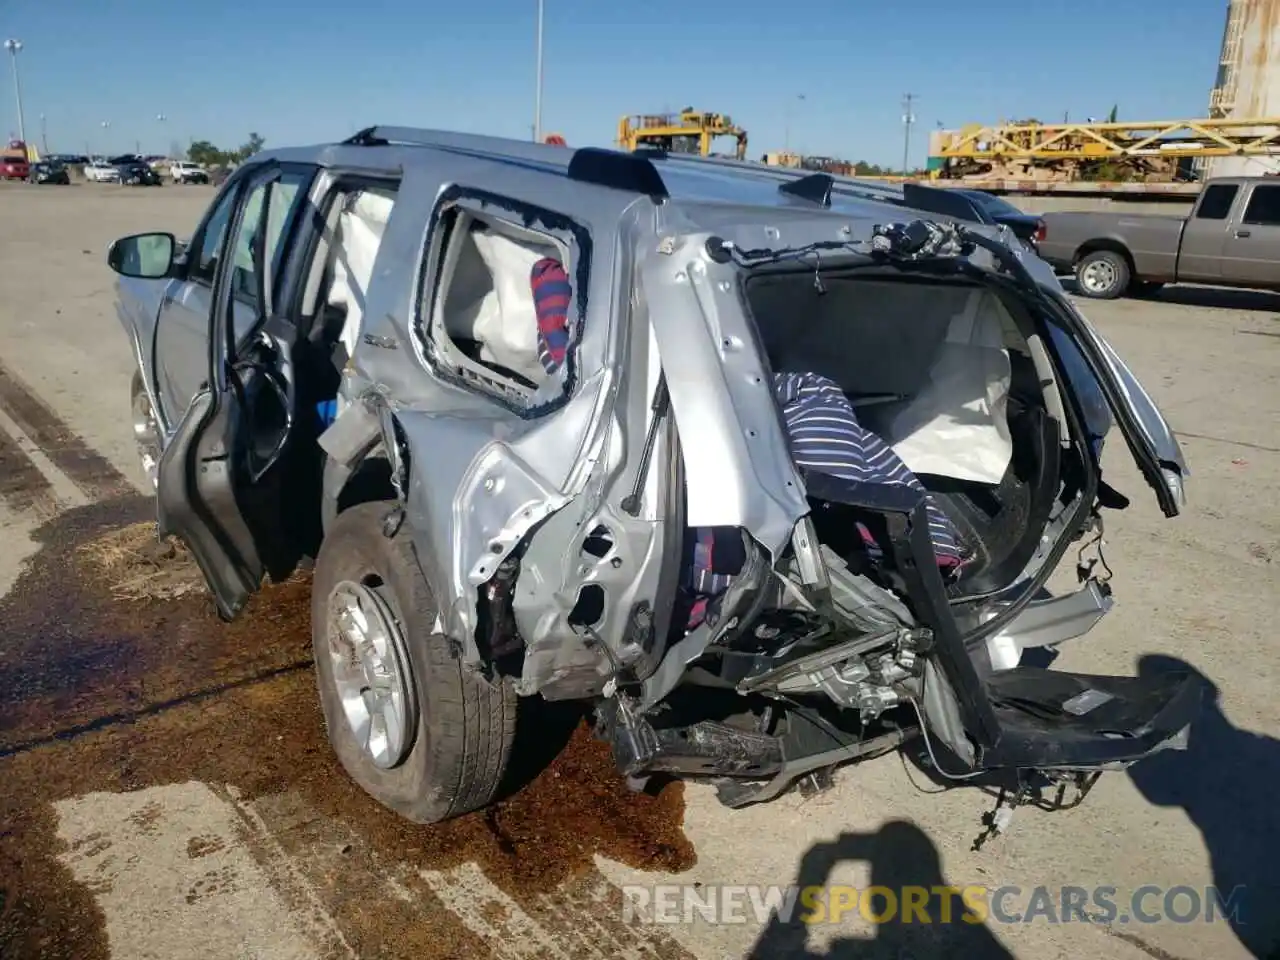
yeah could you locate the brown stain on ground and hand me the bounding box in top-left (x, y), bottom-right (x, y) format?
top-left (0, 497), bottom-right (695, 960)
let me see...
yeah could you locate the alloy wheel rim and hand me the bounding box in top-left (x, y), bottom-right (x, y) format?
top-left (326, 579), bottom-right (417, 770)
top-left (1081, 260), bottom-right (1117, 294)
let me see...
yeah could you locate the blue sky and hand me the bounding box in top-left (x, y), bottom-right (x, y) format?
top-left (4, 0), bottom-right (1229, 164)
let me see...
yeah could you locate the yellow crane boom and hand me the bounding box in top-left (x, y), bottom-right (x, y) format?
top-left (930, 116), bottom-right (1280, 182)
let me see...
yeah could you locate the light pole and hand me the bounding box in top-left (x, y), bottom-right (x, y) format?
top-left (533, 0), bottom-right (544, 142)
top-left (39, 112), bottom-right (47, 156)
top-left (4, 40), bottom-right (26, 147)
top-left (156, 114), bottom-right (168, 157)
top-left (784, 93), bottom-right (805, 153)
top-left (901, 93), bottom-right (917, 177)
top-left (100, 120), bottom-right (110, 157)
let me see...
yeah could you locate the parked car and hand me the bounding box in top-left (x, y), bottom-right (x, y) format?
top-left (28, 160), bottom-right (71, 185)
top-left (0, 150), bottom-right (29, 181)
top-left (169, 160), bottom-right (209, 185)
top-left (84, 159), bottom-right (120, 183)
top-left (116, 159), bottom-right (162, 186)
top-left (105, 130), bottom-right (1197, 829)
top-left (948, 189), bottom-right (1046, 249)
top-left (1037, 176), bottom-right (1280, 299)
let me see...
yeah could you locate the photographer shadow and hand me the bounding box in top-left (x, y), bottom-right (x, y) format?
top-left (749, 820), bottom-right (1014, 959)
top-left (1127, 654), bottom-right (1280, 959)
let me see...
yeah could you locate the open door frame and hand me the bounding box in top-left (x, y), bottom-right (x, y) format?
top-left (154, 160), bottom-right (303, 620)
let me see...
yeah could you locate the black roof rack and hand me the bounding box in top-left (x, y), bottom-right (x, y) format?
top-left (778, 173), bottom-right (834, 208)
top-left (343, 127), bottom-right (389, 147)
top-left (901, 182), bottom-right (994, 224)
top-left (566, 147), bottom-right (668, 199)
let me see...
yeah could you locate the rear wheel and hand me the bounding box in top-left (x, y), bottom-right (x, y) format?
top-left (311, 502), bottom-right (518, 824)
top-left (1074, 250), bottom-right (1130, 300)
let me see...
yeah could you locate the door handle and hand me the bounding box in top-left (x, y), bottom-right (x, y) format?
top-left (1235, 230), bottom-right (1252, 238)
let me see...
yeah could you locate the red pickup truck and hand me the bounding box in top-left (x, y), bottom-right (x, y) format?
top-left (0, 139), bottom-right (30, 180)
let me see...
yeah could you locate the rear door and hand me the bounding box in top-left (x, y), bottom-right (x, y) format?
top-left (154, 161), bottom-right (316, 619)
top-left (1219, 181), bottom-right (1280, 285)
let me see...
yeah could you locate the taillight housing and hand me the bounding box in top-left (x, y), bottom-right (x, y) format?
top-left (1033, 220), bottom-right (1046, 244)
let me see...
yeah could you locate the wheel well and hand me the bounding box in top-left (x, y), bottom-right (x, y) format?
top-left (336, 456), bottom-right (397, 514)
top-left (1074, 240), bottom-right (1134, 275)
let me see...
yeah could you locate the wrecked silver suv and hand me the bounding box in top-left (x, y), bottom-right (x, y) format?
top-left (108, 128), bottom-right (1200, 826)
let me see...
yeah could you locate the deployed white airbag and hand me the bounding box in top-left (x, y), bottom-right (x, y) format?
top-left (444, 230), bottom-right (551, 385)
top-left (872, 288), bottom-right (1014, 485)
top-left (328, 188), bottom-right (396, 359)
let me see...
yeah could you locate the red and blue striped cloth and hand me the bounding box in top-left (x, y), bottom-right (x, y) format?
top-left (531, 257), bottom-right (572, 375)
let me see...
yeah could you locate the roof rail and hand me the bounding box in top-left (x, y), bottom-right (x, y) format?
top-left (639, 150), bottom-right (908, 206)
top-left (778, 172), bottom-right (834, 207)
top-left (339, 125), bottom-right (573, 168)
top-left (566, 147), bottom-right (668, 198)
top-left (340, 127), bottom-right (668, 198)
top-left (344, 126), bottom-right (388, 146)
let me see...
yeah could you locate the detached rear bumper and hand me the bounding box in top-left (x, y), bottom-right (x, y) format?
top-left (981, 665), bottom-right (1201, 771)
top-left (802, 468), bottom-right (1202, 776)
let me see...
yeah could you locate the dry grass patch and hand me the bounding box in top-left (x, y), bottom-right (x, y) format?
top-left (75, 521), bottom-right (205, 601)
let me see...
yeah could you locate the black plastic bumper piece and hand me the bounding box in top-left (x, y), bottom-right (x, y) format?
top-left (979, 666), bottom-right (1203, 770)
top-left (798, 468), bottom-right (1200, 773)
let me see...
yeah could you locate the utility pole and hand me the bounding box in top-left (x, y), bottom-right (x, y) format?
top-left (901, 93), bottom-right (916, 177)
top-left (533, 0), bottom-right (544, 142)
top-left (39, 112), bottom-right (47, 156)
top-left (784, 93), bottom-right (805, 153)
top-left (4, 40), bottom-right (26, 146)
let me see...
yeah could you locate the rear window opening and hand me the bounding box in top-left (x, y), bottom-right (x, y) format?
top-left (423, 204), bottom-right (578, 411)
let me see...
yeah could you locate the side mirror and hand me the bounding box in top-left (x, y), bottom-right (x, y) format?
top-left (107, 231), bottom-right (177, 279)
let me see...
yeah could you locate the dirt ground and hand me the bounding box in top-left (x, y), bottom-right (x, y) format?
top-left (0, 180), bottom-right (1276, 960)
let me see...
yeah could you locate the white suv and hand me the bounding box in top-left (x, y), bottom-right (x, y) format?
top-left (169, 160), bottom-right (209, 185)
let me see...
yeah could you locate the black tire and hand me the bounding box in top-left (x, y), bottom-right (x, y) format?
top-left (311, 501), bottom-right (517, 824)
top-left (1074, 250), bottom-right (1130, 300)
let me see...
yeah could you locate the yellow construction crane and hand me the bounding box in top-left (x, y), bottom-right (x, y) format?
top-left (928, 116), bottom-right (1280, 182)
top-left (617, 108), bottom-right (748, 160)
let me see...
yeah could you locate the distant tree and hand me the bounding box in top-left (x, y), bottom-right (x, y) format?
top-left (236, 132), bottom-right (265, 161)
top-left (187, 140), bottom-right (223, 166)
top-left (1106, 104), bottom-right (1119, 124)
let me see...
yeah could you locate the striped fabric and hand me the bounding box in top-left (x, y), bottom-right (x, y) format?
top-left (770, 371), bottom-right (965, 567)
top-left (530, 257), bottom-right (572, 374)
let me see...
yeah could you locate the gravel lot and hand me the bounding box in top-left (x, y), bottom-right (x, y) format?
top-left (0, 181), bottom-right (1277, 960)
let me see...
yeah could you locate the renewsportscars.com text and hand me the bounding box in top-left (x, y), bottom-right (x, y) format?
top-left (621, 883), bottom-right (1247, 927)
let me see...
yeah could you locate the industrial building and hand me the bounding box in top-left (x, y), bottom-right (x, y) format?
top-left (1208, 0), bottom-right (1280, 176)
